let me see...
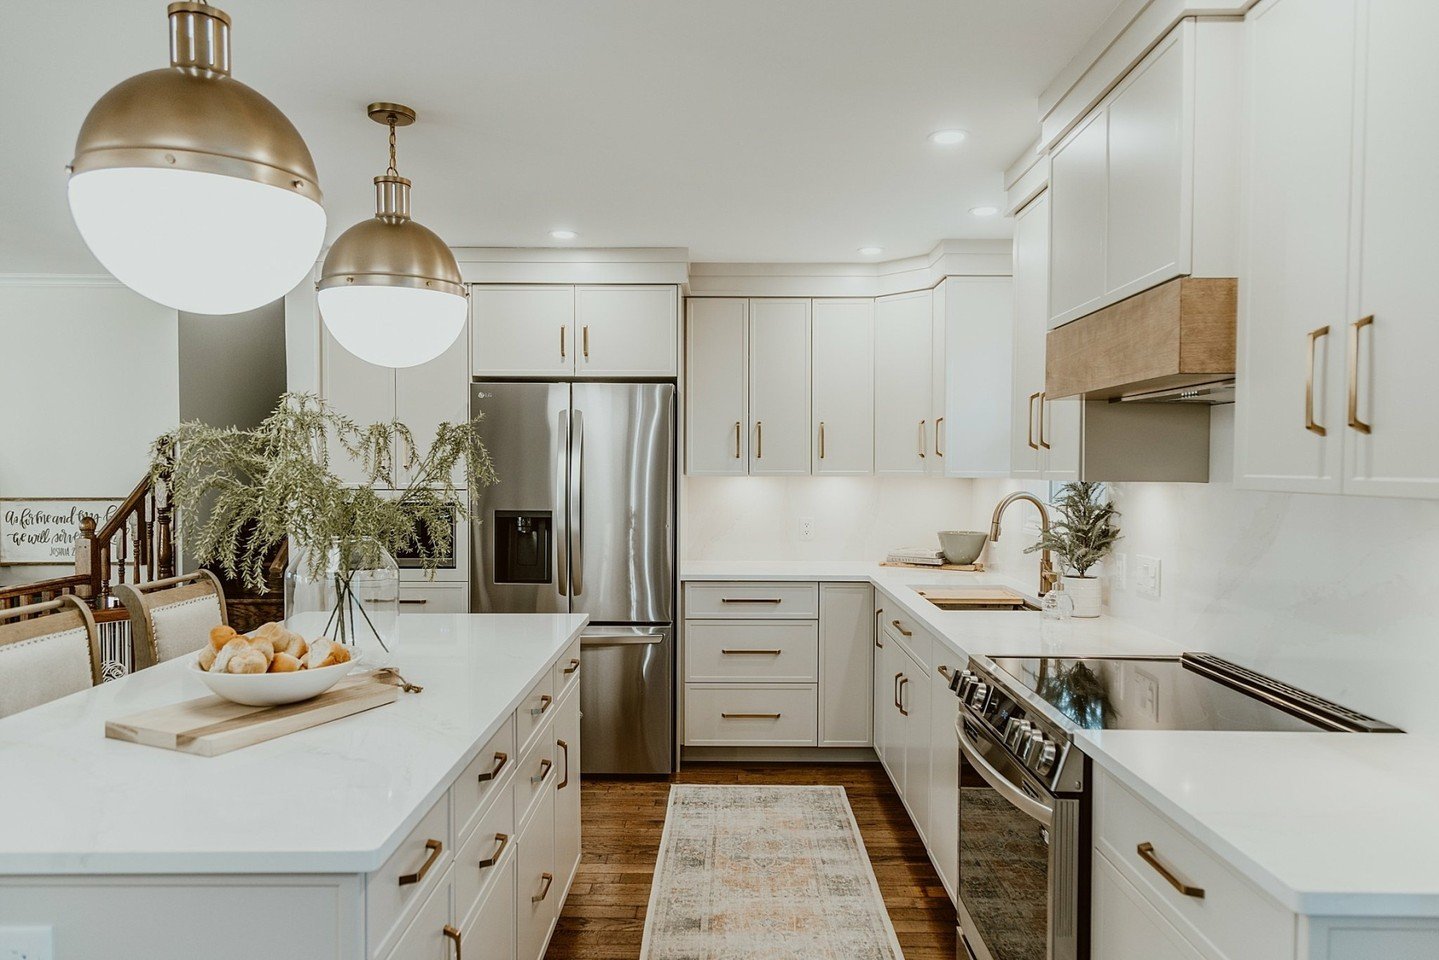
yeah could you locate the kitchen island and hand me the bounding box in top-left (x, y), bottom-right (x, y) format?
top-left (0, 613), bottom-right (587, 960)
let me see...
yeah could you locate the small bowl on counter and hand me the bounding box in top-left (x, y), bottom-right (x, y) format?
top-left (937, 530), bottom-right (988, 565)
top-left (192, 659), bottom-right (354, 707)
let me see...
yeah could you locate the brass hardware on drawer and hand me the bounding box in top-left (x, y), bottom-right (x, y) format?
top-left (937, 664), bottom-right (953, 681)
top-left (530, 694), bottom-right (553, 716)
top-left (721, 712), bottom-right (782, 719)
top-left (399, 598), bottom-right (428, 605)
top-left (918, 419), bottom-right (927, 458)
top-left (935, 416), bottom-right (944, 457)
top-left (476, 751), bottom-right (508, 783)
top-left (893, 672), bottom-right (902, 709)
top-left (1306, 325), bottom-right (1330, 436)
top-left (533, 871), bottom-right (555, 902)
top-left (819, 421), bottom-right (826, 460)
top-left (734, 421), bottom-right (741, 459)
top-left (582, 324), bottom-right (590, 360)
top-left (563, 657), bottom-right (580, 675)
top-left (398, 838), bottom-right (442, 886)
top-left (875, 608), bottom-right (884, 648)
top-left (897, 676), bottom-right (910, 716)
top-left (478, 832), bottom-right (510, 869)
top-left (443, 923), bottom-right (462, 960)
top-left (1347, 315), bottom-right (1373, 434)
top-left (1136, 842), bottom-right (1205, 899)
top-left (1027, 392), bottom-right (1041, 450)
top-left (719, 597), bottom-right (783, 604)
top-left (559, 325), bottom-right (566, 359)
top-left (557, 739), bottom-right (570, 789)
top-left (756, 420), bottom-right (763, 459)
top-left (890, 619), bottom-right (912, 638)
top-left (531, 758), bottom-right (553, 783)
top-left (720, 648), bottom-right (782, 655)
top-left (1038, 393), bottom-right (1051, 450)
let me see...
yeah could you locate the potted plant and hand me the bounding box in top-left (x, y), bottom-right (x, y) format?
top-left (1025, 481), bottom-right (1119, 618)
top-left (153, 393), bottom-right (497, 661)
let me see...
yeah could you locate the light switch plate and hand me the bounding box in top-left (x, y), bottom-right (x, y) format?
top-left (0, 926), bottom-right (53, 960)
top-left (1134, 555), bottom-right (1161, 600)
top-left (798, 517), bottom-right (815, 541)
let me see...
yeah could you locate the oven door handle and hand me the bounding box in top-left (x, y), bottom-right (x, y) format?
top-left (956, 719), bottom-right (1053, 827)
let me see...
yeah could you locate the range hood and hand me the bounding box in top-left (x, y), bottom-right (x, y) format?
top-left (1045, 277), bottom-right (1237, 402)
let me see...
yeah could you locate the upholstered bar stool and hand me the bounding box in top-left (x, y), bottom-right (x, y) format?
top-left (116, 570), bottom-right (229, 671)
top-left (0, 595), bottom-right (102, 719)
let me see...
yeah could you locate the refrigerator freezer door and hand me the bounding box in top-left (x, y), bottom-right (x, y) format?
top-left (470, 381), bottom-right (571, 614)
top-left (579, 626), bottom-right (673, 774)
top-left (568, 382), bottom-right (675, 624)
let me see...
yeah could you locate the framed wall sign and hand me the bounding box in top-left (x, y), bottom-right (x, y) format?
top-left (0, 498), bottom-right (124, 566)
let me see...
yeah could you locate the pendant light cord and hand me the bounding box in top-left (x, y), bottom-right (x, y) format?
top-left (386, 117), bottom-right (399, 176)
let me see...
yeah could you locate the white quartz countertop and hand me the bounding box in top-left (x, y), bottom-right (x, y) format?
top-left (0, 613), bottom-right (588, 876)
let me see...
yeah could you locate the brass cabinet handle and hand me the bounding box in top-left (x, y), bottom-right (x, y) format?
top-left (399, 598), bottom-right (429, 605)
top-left (1027, 392), bottom-right (1041, 450)
top-left (756, 420), bottom-right (763, 458)
top-left (874, 607), bottom-right (884, 648)
top-left (531, 758), bottom-right (553, 783)
top-left (530, 694), bottom-right (553, 716)
top-left (532, 871), bottom-right (555, 902)
top-left (819, 421), bottom-right (826, 460)
top-left (721, 648), bottom-right (783, 655)
top-left (721, 712), bottom-right (782, 719)
top-left (582, 324), bottom-right (590, 360)
top-left (443, 923), bottom-right (462, 960)
top-left (563, 657), bottom-right (580, 675)
top-left (898, 676), bottom-right (910, 716)
top-left (935, 416), bottom-right (944, 457)
top-left (398, 838), bottom-right (442, 886)
top-left (733, 420), bottom-right (742, 459)
top-left (720, 597), bottom-right (783, 604)
top-left (893, 672), bottom-right (903, 709)
top-left (937, 664), bottom-right (953, 681)
top-left (476, 751), bottom-right (508, 783)
top-left (890, 618), bottom-right (912, 638)
top-left (560, 325), bottom-right (566, 360)
top-left (557, 738), bottom-right (570, 789)
top-left (1347, 315), bottom-right (1373, 434)
top-left (918, 419), bottom-right (927, 458)
top-left (1038, 392), bottom-right (1051, 449)
top-left (1136, 842), bottom-right (1205, 899)
top-left (1306, 325), bottom-right (1330, 435)
top-left (478, 832), bottom-right (510, 869)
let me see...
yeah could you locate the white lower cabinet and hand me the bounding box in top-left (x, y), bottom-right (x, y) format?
top-left (926, 659), bottom-right (960, 901)
top-left (388, 868), bottom-right (456, 960)
top-left (516, 787), bottom-right (558, 960)
top-left (461, 854), bottom-right (517, 960)
top-left (818, 583), bottom-right (874, 747)
top-left (553, 686), bottom-right (582, 899)
top-left (1093, 851), bottom-right (1206, 960)
top-left (875, 614), bottom-right (933, 845)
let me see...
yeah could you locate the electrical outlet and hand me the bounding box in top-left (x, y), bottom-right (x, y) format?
top-left (1110, 553), bottom-right (1127, 591)
top-left (1134, 555), bottom-right (1161, 600)
top-left (1134, 668), bottom-right (1161, 724)
top-left (798, 517), bottom-right (815, 541)
top-left (0, 926), bottom-right (53, 960)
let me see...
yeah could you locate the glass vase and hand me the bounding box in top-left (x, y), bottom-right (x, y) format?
top-left (283, 537), bottom-right (400, 666)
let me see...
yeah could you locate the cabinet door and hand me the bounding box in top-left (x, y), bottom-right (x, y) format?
top-left (929, 282), bottom-right (948, 475)
top-left (387, 870), bottom-right (455, 960)
top-left (1041, 396), bottom-right (1083, 482)
top-left (575, 285), bottom-right (678, 378)
top-left (1049, 109), bottom-right (1109, 327)
top-left (748, 299), bottom-right (812, 476)
top-left (684, 299), bottom-right (748, 476)
top-left (873, 290), bottom-right (933, 475)
top-left (1010, 193), bottom-right (1046, 479)
top-left (818, 583), bottom-right (873, 747)
top-left (1093, 852), bottom-right (1207, 960)
top-left (472, 285), bottom-right (575, 377)
top-left (395, 318), bottom-right (470, 487)
top-left (872, 607), bottom-right (890, 774)
top-left (553, 687), bottom-right (582, 898)
top-left (811, 299), bottom-right (874, 475)
top-left (461, 854), bottom-right (516, 960)
top-left (516, 787), bottom-right (558, 960)
top-left (942, 277), bottom-right (1014, 477)
top-left (1106, 26), bottom-right (1190, 300)
top-left (1235, 0), bottom-right (1355, 494)
top-left (1344, 0), bottom-right (1439, 499)
top-left (322, 325), bottom-right (395, 485)
top-left (927, 663), bottom-right (960, 901)
top-left (899, 644), bottom-right (932, 844)
top-left (880, 636), bottom-right (908, 791)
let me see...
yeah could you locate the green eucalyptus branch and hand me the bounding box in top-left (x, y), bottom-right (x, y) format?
top-left (1023, 481), bottom-right (1120, 578)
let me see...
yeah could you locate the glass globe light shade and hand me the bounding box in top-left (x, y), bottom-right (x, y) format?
top-left (318, 285), bottom-right (467, 368)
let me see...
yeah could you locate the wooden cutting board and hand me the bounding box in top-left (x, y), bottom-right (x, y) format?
top-left (879, 561), bottom-right (986, 572)
top-left (105, 674), bottom-right (400, 757)
top-left (915, 586), bottom-right (1029, 607)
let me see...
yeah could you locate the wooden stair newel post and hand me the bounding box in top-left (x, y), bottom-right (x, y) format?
top-left (75, 516), bottom-right (97, 600)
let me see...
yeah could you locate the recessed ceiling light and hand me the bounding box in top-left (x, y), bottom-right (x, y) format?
top-left (928, 129), bottom-right (967, 145)
top-left (549, 229), bottom-right (577, 240)
top-left (857, 246), bottom-right (884, 256)
top-left (969, 205), bottom-right (999, 217)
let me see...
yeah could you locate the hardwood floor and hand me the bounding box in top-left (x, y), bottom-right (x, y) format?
top-left (544, 762), bottom-right (957, 960)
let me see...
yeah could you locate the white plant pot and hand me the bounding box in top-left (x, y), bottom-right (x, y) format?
top-left (1063, 575), bottom-right (1102, 618)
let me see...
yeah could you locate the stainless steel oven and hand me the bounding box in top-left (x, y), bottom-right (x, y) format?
top-left (392, 502), bottom-right (458, 571)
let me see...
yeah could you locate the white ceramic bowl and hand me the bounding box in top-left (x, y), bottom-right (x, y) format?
top-left (191, 658), bottom-right (354, 707)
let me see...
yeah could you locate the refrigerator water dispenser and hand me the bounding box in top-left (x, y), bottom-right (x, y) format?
top-left (493, 510), bottom-right (552, 583)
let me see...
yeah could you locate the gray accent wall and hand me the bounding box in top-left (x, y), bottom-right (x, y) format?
top-left (178, 300), bottom-right (287, 429)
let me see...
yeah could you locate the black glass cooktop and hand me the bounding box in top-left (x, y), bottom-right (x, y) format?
top-left (988, 655), bottom-right (1356, 733)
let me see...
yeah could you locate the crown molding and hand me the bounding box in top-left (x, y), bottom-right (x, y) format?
top-left (685, 240), bottom-right (1011, 298)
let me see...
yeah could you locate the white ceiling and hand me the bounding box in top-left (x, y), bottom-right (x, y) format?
top-left (1, 0), bottom-right (1119, 274)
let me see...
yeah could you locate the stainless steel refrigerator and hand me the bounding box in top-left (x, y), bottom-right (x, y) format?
top-left (470, 380), bottom-right (675, 774)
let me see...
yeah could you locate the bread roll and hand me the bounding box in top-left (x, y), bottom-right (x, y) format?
top-left (287, 635), bottom-right (309, 662)
top-left (197, 644), bottom-right (217, 671)
top-left (306, 638), bottom-right (353, 669)
top-left (248, 635), bottom-right (275, 665)
top-left (269, 652), bottom-right (303, 673)
top-left (210, 637), bottom-right (250, 673)
top-left (209, 625), bottom-right (237, 651)
top-left (269, 628), bottom-right (307, 660)
top-left (226, 649), bottom-right (268, 674)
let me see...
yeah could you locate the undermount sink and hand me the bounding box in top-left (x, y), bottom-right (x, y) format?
top-left (914, 586), bottom-right (1040, 612)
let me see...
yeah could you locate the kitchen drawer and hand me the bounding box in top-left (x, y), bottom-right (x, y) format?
top-left (399, 581), bottom-right (470, 613)
top-left (453, 776), bottom-right (517, 926)
top-left (459, 850), bottom-right (517, 960)
top-left (514, 669), bottom-right (556, 755)
top-left (553, 636), bottom-right (582, 703)
top-left (880, 611), bottom-right (932, 667)
top-left (684, 581), bottom-right (819, 620)
top-left (685, 620), bottom-right (818, 682)
top-left (1094, 769), bottom-right (1295, 960)
top-left (684, 683), bottom-right (817, 746)
top-left (517, 786), bottom-right (559, 960)
top-left (384, 865), bottom-right (454, 960)
top-left (368, 792), bottom-right (453, 960)
top-left (512, 714), bottom-right (557, 834)
top-left (453, 714), bottom-right (516, 847)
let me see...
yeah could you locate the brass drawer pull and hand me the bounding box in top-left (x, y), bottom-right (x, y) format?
top-left (819, 421), bottom-right (826, 460)
top-left (476, 751), bottom-right (508, 783)
top-left (1137, 842), bottom-right (1205, 899)
top-left (443, 923), bottom-right (462, 960)
top-left (530, 694), bottom-right (553, 716)
top-left (937, 664), bottom-right (953, 681)
top-left (531, 758), bottom-right (553, 783)
top-left (478, 832), bottom-right (510, 869)
top-left (560, 325), bottom-right (566, 359)
top-left (557, 738), bottom-right (570, 789)
top-left (875, 608), bottom-right (884, 648)
top-left (756, 420), bottom-right (763, 458)
top-left (563, 657), bottom-right (580, 675)
top-left (1038, 393), bottom-right (1050, 449)
top-left (898, 676), bottom-right (909, 716)
top-left (533, 871), bottom-right (555, 902)
top-left (582, 324), bottom-right (590, 360)
top-left (398, 838), bottom-right (442, 886)
top-left (1347, 315), bottom-right (1373, 434)
top-left (399, 598), bottom-right (428, 605)
top-left (720, 597), bottom-right (783, 604)
top-left (890, 618), bottom-right (912, 638)
top-left (734, 420), bottom-right (742, 459)
top-left (935, 416), bottom-right (944, 457)
top-left (1306, 325), bottom-right (1329, 436)
top-left (721, 712), bottom-right (781, 719)
top-left (918, 419), bottom-right (927, 458)
top-left (1027, 392), bottom-right (1041, 450)
top-left (721, 648), bottom-right (782, 655)
top-left (893, 672), bottom-right (902, 709)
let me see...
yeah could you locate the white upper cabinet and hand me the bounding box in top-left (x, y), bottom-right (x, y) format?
top-left (748, 299), bottom-right (812, 476)
top-left (928, 283), bottom-right (948, 476)
top-left (1049, 110), bottom-right (1110, 326)
top-left (940, 277), bottom-right (1014, 477)
top-left (811, 299), bottom-right (875, 475)
top-left (322, 326), bottom-right (395, 485)
top-left (472, 285), bottom-right (574, 378)
top-left (684, 299), bottom-right (748, 476)
top-left (574, 285), bottom-right (678, 378)
top-left (396, 321), bottom-right (470, 487)
top-left (1238, 0), bottom-right (1439, 499)
top-left (874, 290), bottom-right (934, 475)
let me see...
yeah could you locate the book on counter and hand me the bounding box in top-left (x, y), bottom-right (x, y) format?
top-left (885, 547), bottom-right (945, 566)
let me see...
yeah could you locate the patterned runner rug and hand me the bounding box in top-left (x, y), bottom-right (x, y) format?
top-left (640, 785), bottom-right (905, 960)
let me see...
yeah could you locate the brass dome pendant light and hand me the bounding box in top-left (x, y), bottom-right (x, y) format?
top-left (67, 2), bottom-right (325, 315)
top-left (317, 103), bottom-right (467, 368)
